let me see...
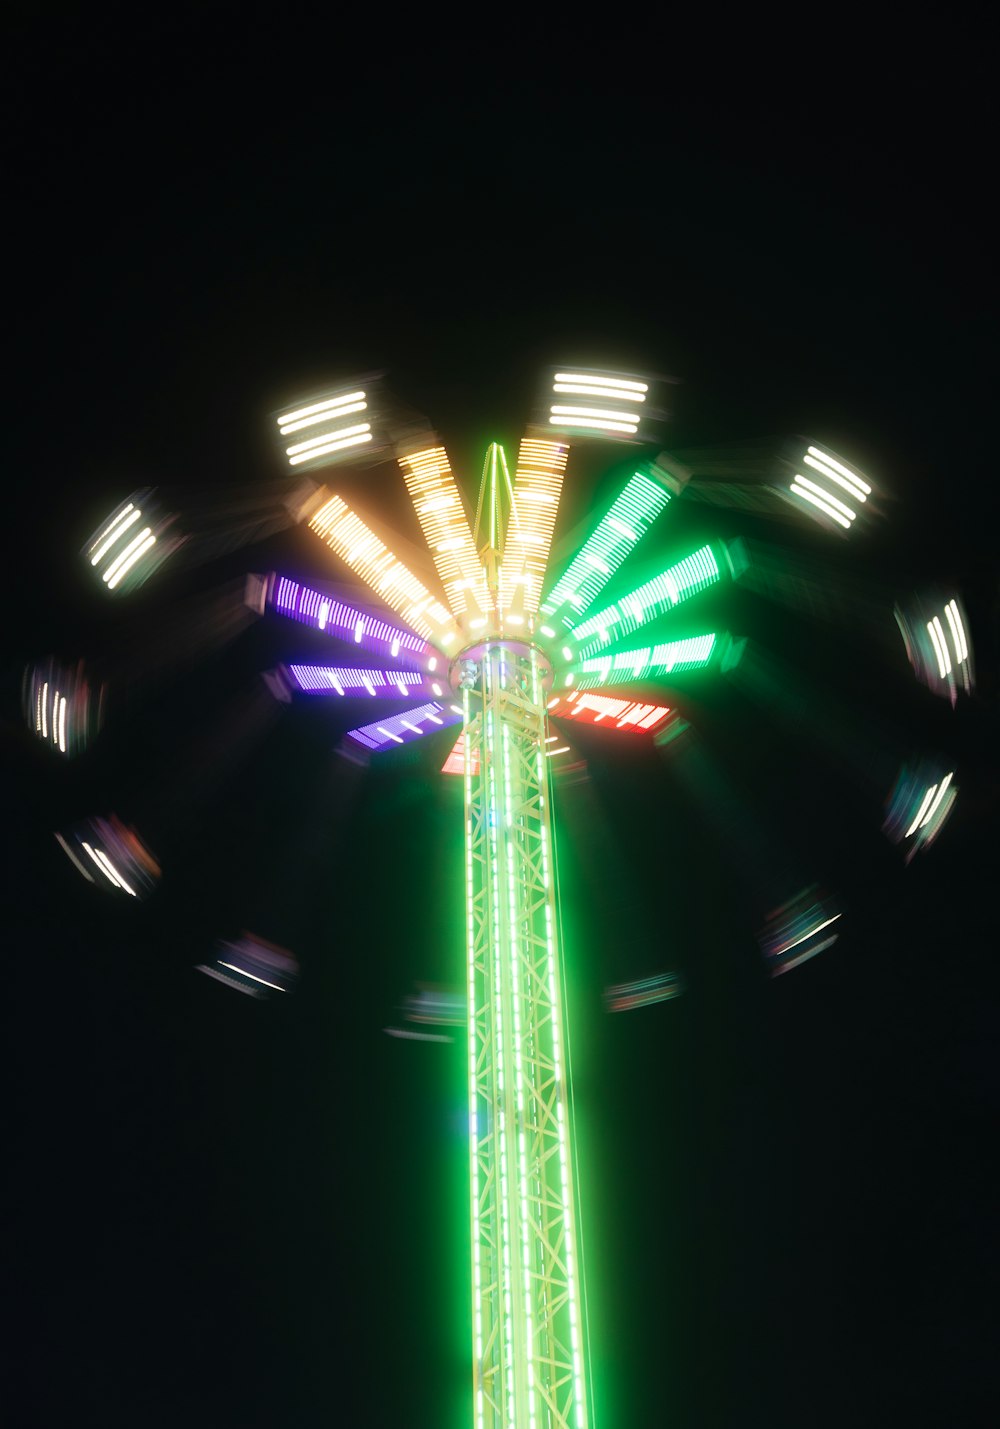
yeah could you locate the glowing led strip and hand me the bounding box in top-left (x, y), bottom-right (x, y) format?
top-left (903, 772), bottom-right (956, 840)
top-left (309, 494), bottom-right (456, 643)
top-left (105, 531), bottom-right (156, 589)
top-left (804, 446), bottom-right (871, 498)
top-left (576, 633), bottom-right (717, 685)
top-left (286, 664), bottom-right (425, 693)
top-left (788, 446), bottom-right (871, 532)
top-left (463, 688), bottom-right (485, 1429)
top-left (483, 659), bottom-right (516, 1428)
top-left (285, 424), bottom-right (371, 465)
top-left (268, 574), bottom-right (429, 663)
top-left (788, 480), bottom-right (853, 529)
top-left (552, 689), bottom-right (672, 731)
top-left (503, 439), bottom-right (567, 613)
top-left (926, 617), bottom-right (951, 678)
top-left (793, 474), bottom-right (857, 522)
top-left (88, 497), bottom-right (159, 591)
top-left (276, 390), bottom-right (373, 467)
top-left (531, 648), bottom-right (587, 1424)
top-left (943, 600), bottom-right (968, 663)
top-left (344, 701), bottom-right (456, 750)
top-left (277, 393), bottom-right (366, 435)
top-left (81, 841), bottom-right (136, 895)
top-left (549, 414), bottom-right (638, 434)
top-left (102, 526), bottom-right (153, 584)
top-left (399, 446), bottom-right (487, 618)
top-left (553, 372), bottom-right (648, 395)
top-left (550, 372), bottom-right (646, 433)
top-left (568, 544), bottom-right (721, 654)
top-left (541, 470), bottom-right (671, 622)
top-left (500, 680), bottom-right (538, 1429)
top-left (90, 506), bottom-right (140, 565)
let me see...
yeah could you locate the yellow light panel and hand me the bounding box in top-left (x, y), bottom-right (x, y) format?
top-left (502, 437), bottom-right (568, 613)
top-left (399, 446), bottom-right (488, 619)
top-left (309, 494), bottom-right (457, 645)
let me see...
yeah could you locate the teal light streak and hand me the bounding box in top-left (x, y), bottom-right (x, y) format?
top-left (567, 544), bottom-right (721, 656)
top-left (575, 633), bottom-right (718, 685)
top-left (541, 470), bottom-right (671, 623)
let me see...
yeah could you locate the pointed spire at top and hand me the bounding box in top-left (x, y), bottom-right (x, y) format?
top-left (473, 442), bottom-right (514, 599)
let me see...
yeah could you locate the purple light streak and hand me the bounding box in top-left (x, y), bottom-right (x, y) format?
top-left (267, 573), bottom-right (433, 665)
top-left (286, 665), bottom-right (439, 696)
top-left (346, 701), bottom-right (461, 751)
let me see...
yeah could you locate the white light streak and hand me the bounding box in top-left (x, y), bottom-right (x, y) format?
top-left (54, 832), bottom-right (95, 882)
top-left (548, 414), bottom-right (638, 434)
top-left (789, 481), bottom-right (852, 530)
top-left (90, 507), bottom-right (141, 565)
top-left (88, 502), bottom-right (136, 557)
top-left (782, 913), bottom-right (842, 954)
top-left (81, 842), bottom-right (120, 888)
top-left (944, 601), bottom-right (968, 663)
top-left (286, 424), bottom-right (371, 459)
top-left (920, 771), bottom-right (953, 827)
top-left (927, 617), bottom-right (951, 678)
top-left (219, 961), bottom-right (286, 991)
top-left (551, 403), bottom-right (638, 424)
top-left (793, 473), bottom-right (857, 522)
top-left (92, 848), bottom-right (136, 896)
top-left (289, 434), bottom-right (372, 469)
top-left (106, 532), bottom-right (156, 589)
top-left (278, 400), bottom-right (366, 435)
top-left (102, 527), bottom-right (155, 586)
top-left (278, 391), bottom-right (366, 429)
top-left (905, 784), bottom-right (938, 838)
top-left (806, 446), bottom-right (871, 497)
top-left (554, 372), bottom-right (648, 393)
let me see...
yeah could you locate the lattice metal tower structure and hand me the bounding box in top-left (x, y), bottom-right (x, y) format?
top-left (462, 441), bottom-right (587, 1429)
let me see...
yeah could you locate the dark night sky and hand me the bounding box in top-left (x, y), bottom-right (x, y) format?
top-left (3, 14), bottom-right (996, 1429)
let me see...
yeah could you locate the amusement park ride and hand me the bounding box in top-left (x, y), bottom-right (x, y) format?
top-left (24, 366), bottom-right (973, 1429)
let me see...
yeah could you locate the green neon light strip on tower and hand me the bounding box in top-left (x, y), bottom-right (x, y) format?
top-left (566, 543), bottom-right (722, 656)
top-left (465, 641), bottom-right (590, 1429)
top-left (541, 469), bottom-right (671, 624)
top-left (574, 632), bottom-right (718, 684)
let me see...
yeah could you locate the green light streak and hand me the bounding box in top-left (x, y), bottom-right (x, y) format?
top-left (465, 640), bottom-right (591, 1429)
top-left (575, 633), bottom-right (718, 685)
top-left (541, 470), bottom-right (671, 624)
top-left (567, 544), bottom-right (721, 656)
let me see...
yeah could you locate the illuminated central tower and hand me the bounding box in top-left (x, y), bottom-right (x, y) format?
top-left (461, 444), bottom-right (588, 1429)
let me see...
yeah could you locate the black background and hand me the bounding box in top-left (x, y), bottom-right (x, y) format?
top-left (3, 12), bottom-right (995, 1429)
